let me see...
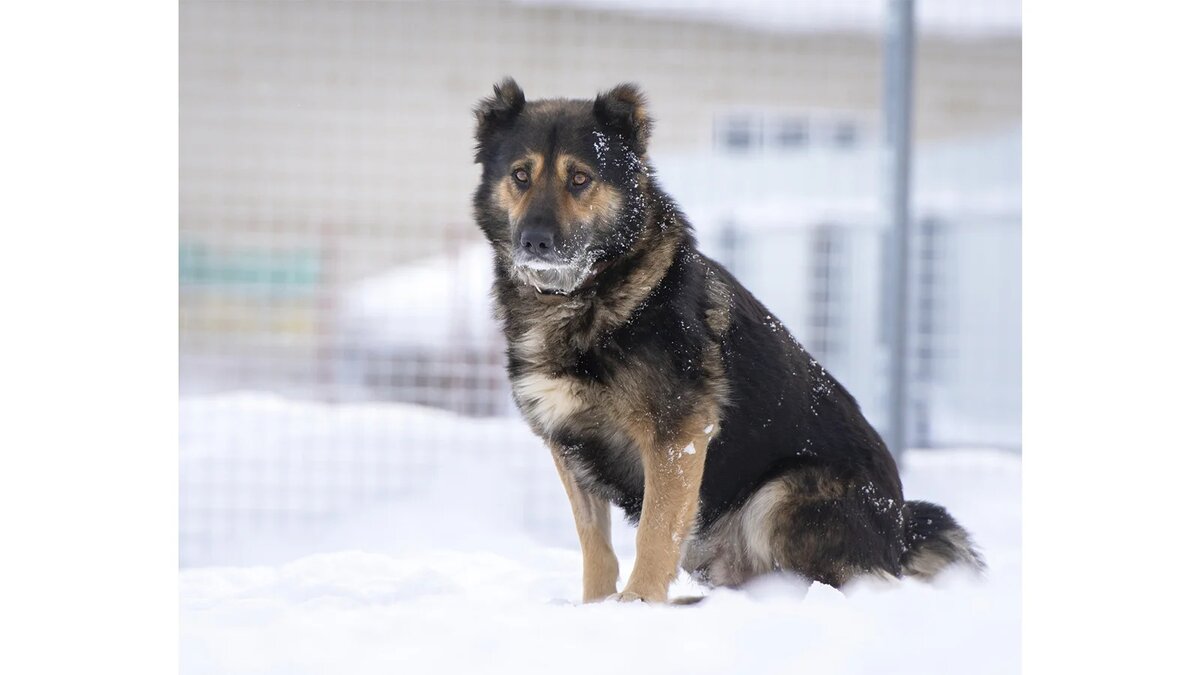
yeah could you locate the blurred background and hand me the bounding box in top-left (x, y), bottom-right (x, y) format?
top-left (179, 0), bottom-right (1020, 568)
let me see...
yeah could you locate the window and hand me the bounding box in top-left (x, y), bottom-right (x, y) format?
top-left (832, 120), bottom-right (858, 148)
top-left (774, 117), bottom-right (809, 150)
top-left (715, 116), bottom-right (760, 153)
top-left (715, 112), bottom-right (868, 153)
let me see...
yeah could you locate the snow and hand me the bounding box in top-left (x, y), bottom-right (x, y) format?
top-left (181, 395), bottom-right (1020, 674)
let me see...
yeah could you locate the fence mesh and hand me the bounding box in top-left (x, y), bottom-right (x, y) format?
top-left (180, 0), bottom-right (1020, 567)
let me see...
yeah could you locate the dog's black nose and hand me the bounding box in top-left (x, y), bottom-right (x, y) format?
top-left (519, 226), bottom-right (557, 257)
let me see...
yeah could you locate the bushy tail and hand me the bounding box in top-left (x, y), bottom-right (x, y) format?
top-left (901, 500), bottom-right (986, 580)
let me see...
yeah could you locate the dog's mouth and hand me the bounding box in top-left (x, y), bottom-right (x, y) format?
top-left (510, 249), bottom-right (611, 296)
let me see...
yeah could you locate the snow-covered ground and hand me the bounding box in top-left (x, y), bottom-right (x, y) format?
top-left (181, 395), bottom-right (1020, 674)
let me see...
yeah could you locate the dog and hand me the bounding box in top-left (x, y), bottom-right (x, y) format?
top-left (472, 78), bottom-right (984, 603)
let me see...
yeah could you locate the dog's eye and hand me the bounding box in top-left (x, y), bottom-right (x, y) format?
top-left (512, 168), bottom-right (529, 184)
top-left (571, 171), bottom-right (591, 188)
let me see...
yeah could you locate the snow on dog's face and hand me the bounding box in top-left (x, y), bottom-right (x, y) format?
top-left (472, 78), bottom-right (654, 295)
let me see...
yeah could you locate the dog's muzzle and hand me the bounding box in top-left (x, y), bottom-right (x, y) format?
top-left (511, 251), bottom-right (613, 297)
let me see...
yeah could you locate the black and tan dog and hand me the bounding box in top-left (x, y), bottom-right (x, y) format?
top-left (472, 78), bottom-right (984, 603)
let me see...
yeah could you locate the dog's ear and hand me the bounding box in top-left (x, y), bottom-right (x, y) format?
top-left (593, 83), bottom-right (653, 156)
top-left (474, 77), bottom-right (525, 160)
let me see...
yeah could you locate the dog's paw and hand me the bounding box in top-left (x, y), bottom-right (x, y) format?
top-left (608, 590), bottom-right (648, 603)
top-left (608, 586), bottom-right (671, 604)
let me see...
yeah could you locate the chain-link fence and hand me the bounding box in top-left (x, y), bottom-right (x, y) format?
top-left (180, 0), bottom-right (1020, 567)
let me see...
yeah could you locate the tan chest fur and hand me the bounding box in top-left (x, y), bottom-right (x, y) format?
top-left (509, 318), bottom-right (600, 435)
top-left (511, 371), bottom-right (590, 433)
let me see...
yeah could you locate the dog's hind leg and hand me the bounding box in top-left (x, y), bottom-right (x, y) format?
top-left (550, 447), bottom-right (620, 603)
top-left (615, 427), bottom-right (710, 603)
top-left (765, 468), bottom-right (906, 587)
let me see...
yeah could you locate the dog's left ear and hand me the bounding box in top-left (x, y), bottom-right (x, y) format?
top-left (474, 77), bottom-right (526, 162)
top-left (593, 83), bottom-right (653, 156)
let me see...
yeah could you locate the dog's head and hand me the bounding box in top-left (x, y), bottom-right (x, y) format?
top-left (473, 78), bottom-right (654, 295)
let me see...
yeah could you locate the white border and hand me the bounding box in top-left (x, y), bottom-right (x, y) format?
top-left (1025, 2), bottom-right (1200, 672)
top-left (0, 1), bottom-right (177, 672)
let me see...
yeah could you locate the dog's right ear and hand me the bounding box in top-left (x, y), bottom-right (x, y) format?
top-left (474, 77), bottom-right (525, 161)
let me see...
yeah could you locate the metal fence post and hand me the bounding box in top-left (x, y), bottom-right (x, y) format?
top-left (884, 0), bottom-right (915, 463)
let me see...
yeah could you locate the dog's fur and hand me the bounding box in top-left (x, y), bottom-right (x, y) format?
top-left (472, 78), bottom-right (984, 603)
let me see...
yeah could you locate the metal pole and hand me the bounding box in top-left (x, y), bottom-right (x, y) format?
top-left (884, 0), bottom-right (915, 463)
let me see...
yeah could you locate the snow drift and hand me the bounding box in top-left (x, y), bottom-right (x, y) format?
top-left (180, 394), bottom-right (1020, 674)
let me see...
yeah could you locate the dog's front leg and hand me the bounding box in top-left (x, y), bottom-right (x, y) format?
top-left (616, 432), bottom-right (709, 603)
top-left (550, 447), bottom-right (620, 603)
